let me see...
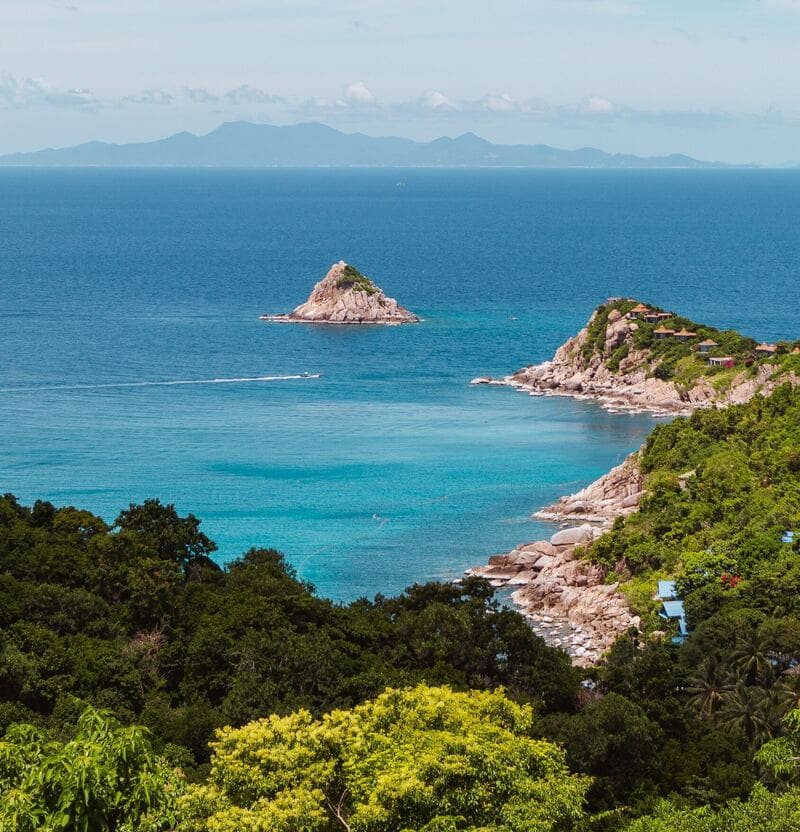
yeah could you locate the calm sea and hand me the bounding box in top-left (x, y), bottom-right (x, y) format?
top-left (2, 169), bottom-right (799, 599)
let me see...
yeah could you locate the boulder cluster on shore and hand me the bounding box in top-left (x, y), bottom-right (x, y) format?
top-left (467, 459), bottom-right (643, 667)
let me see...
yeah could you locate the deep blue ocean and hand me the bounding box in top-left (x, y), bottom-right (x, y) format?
top-left (2, 169), bottom-right (799, 599)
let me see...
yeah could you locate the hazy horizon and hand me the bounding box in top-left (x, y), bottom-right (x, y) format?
top-left (2, 2), bottom-right (800, 165)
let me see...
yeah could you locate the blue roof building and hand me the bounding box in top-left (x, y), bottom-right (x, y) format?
top-left (660, 600), bottom-right (685, 619)
top-left (657, 580), bottom-right (677, 600)
top-left (660, 599), bottom-right (689, 644)
top-left (782, 530), bottom-right (795, 544)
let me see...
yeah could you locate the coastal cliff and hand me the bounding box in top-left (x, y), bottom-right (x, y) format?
top-left (473, 298), bottom-right (798, 415)
top-left (470, 299), bottom-right (800, 665)
top-left (262, 261), bottom-right (418, 325)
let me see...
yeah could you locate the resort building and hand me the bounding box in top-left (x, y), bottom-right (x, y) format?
top-left (627, 303), bottom-right (650, 319)
top-left (707, 356), bottom-right (735, 368)
top-left (656, 580), bottom-right (678, 600)
top-left (697, 338), bottom-right (719, 353)
top-left (673, 328), bottom-right (697, 342)
top-left (659, 599), bottom-right (690, 644)
top-left (656, 578), bottom-right (690, 644)
top-left (782, 530), bottom-right (796, 545)
top-left (644, 311), bottom-right (674, 324)
top-left (755, 342), bottom-right (778, 357)
top-left (653, 326), bottom-right (675, 340)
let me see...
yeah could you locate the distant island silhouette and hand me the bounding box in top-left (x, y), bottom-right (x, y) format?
top-left (0, 121), bottom-right (732, 168)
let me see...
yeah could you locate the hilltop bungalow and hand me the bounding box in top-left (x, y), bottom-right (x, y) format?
top-left (755, 342), bottom-right (778, 357)
top-left (654, 326), bottom-right (675, 341)
top-left (644, 311), bottom-right (673, 324)
top-left (782, 530), bottom-right (796, 544)
top-left (673, 328), bottom-right (697, 342)
top-left (697, 338), bottom-right (720, 353)
top-left (707, 356), bottom-right (735, 368)
top-left (627, 303), bottom-right (651, 319)
top-left (792, 347), bottom-right (800, 355)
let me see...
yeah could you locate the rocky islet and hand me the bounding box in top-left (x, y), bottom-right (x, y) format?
top-left (262, 261), bottom-right (419, 325)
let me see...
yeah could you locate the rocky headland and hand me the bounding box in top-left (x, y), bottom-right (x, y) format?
top-left (262, 261), bottom-right (419, 325)
top-left (470, 299), bottom-right (800, 665)
top-left (472, 298), bottom-right (795, 416)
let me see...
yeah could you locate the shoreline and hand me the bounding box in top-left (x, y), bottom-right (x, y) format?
top-left (467, 454), bottom-right (645, 666)
top-left (471, 374), bottom-right (693, 418)
top-left (260, 313), bottom-right (416, 325)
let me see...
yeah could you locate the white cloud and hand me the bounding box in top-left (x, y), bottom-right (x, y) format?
top-left (183, 85), bottom-right (282, 106)
top-left (0, 74), bottom-right (98, 110)
top-left (584, 96), bottom-right (615, 114)
top-left (481, 93), bottom-right (517, 113)
top-left (121, 88), bottom-right (174, 106)
top-left (418, 89), bottom-right (456, 110)
top-left (184, 87), bottom-right (220, 104)
top-left (343, 80), bottom-right (376, 105)
top-left (223, 85), bottom-right (282, 105)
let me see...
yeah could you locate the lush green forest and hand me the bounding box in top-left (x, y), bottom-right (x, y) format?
top-left (0, 495), bottom-right (577, 774)
top-left (4, 384), bottom-right (800, 829)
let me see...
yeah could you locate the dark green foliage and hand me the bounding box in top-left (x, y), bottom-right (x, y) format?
top-left (575, 384), bottom-right (800, 824)
top-left (582, 300), bottom-right (637, 360)
top-left (335, 263), bottom-right (377, 294)
top-left (591, 383), bottom-right (800, 576)
top-left (579, 299), bottom-right (785, 387)
top-left (0, 495), bottom-right (578, 772)
top-left (606, 343), bottom-right (630, 372)
top-left (539, 692), bottom-right (662, 813)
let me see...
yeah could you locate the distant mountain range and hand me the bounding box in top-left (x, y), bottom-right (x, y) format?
top-left (0, 121), bottom-right (729, 168)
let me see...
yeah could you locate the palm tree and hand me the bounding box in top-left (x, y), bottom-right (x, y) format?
top-left (775, 672), bottom-right (800, 716)
top-left (687, 656), bottom-right (733, 719)
top-left (718, 680), bottom-right (774, 749)
top-left (731, 633), bottom-right (774, 685)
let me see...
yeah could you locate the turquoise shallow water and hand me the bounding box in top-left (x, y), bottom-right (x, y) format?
top-left (1, 169), bottom-right (799, 599)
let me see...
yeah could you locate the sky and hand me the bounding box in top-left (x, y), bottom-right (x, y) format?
top-left (1, 1), bottom-right (799, 163)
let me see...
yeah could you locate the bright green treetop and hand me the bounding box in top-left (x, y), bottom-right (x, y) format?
top-left (756, 707), bottom-right (800, 779)
top-left (625, 785), bottom-right (800, 832)
top-left (177, 683), bottom-right (589, 832)
top-left (0, 705), bottom-right (184, 832)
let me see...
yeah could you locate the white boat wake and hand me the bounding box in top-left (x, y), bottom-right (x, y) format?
top-left (0, 374), bottom-right (321, 393)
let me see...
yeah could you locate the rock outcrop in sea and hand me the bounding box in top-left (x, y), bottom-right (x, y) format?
top-left (262, 261), bottom-right (418, 325)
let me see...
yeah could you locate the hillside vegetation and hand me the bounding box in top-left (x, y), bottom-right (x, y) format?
top-left (7, 381), bottom-right (800, 828)
top-left (0, 496), bottom-right (576, 775)
top-left (584, 298), bottom-right (798, 387)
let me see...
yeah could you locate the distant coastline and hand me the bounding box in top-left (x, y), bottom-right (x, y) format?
top-left (0, 120), bottom-right (737, 169)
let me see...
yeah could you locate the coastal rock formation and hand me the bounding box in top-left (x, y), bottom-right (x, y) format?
top-left (534, 453), bottom-right (644, 525)
top-left (470, 300), bottom-right (800, 665)
top-left (262, 261), bottom-right (418, 325)
top-left (468, 524), bottom-right (639, 667)
top-left (472, 301), bottom-right (793, 415)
